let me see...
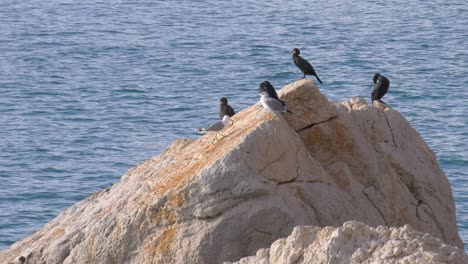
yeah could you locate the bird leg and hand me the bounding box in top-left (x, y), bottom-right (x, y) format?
top-left (211, 132), bottom-right (226, 143)
top-left (218, 132), bottom-right (227, 138)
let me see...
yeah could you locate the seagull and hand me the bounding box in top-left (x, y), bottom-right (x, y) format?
top-left (196, 115), bottom-right (233, 140)
top-left (259, 91), bottom-right (293, 114)
top-left (291, 48), bottom-right (323, 83)
top-left (258, 81), bottom-right (286, 106)
top-left (371, 73), bottom-right (390, 104)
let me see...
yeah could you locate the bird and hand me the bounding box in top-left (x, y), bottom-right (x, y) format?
top-left (219, 97), bottom-right (235, 119)
top-left (196, 115), bottom-right (233, 140)
top-left (371, 73), bottom-right (390, 104)
top-left (258, 81), bottom-right (286, 106)
top-left (291, 48), bottom-right (323, 83)
top-left (259, 91), bottom-right (293, 114)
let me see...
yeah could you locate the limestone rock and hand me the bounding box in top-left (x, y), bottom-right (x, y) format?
top-left (227, 221), bottom-right (468, 264)
top-left (0, 79), bottom-right (463, 264)
top-left (278, 79), bottom-right (337, 131)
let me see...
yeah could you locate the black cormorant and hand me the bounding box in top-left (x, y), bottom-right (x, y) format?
top-left (291, 48), bottom-right (323, 84)
top-left (371, 73), bottom-right (390, 104)
top-left (219, 97), bottom-right (235, 119)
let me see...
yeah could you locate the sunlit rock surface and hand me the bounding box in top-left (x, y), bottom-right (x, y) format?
top-left (0, 79), bottom-right (462, 264)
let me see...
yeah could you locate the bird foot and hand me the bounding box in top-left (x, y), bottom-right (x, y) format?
top-left (213, 132), bottom-right (227, 143)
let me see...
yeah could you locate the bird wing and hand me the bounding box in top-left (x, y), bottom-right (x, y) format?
top-left (204, 120), bottom-right (224, 131)
top-left (265, 86), bottom-right (280, 101)
top-left (227, 105), bottom-right (235, 116)
top-left (264, 97), bottom-right (286, 111)
top-left (371, 84), bottom-right (380, 101)
top-left (219, 105), bottom-right (227, 119)
top-left (371, 77), bottom-right (390, 101)
top-left (294, 56), bottom-right (316, 75)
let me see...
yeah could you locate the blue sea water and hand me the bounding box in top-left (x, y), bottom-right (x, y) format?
top-left (0, 0), bottom-right (467, 251)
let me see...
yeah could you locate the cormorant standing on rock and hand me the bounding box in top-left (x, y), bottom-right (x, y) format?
top-left (371, 73), bottom-right (390, 104)
top-left (219, 97), bottom-right (235, 119)
top-left (291, 48), bottom-right (323, 83)
top-left (258, 81), bottom-right (286, 106)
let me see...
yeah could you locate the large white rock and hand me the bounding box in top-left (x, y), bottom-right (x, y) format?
top-left (0, 79), bottom-right (463, 264)
top-left (227, 221), bottom-right (468, 264)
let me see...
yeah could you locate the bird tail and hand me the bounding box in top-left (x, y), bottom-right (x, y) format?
top-left (286, 109), bottom-right (294, 114)
top-left (315, 75), bottom-right (323, 84)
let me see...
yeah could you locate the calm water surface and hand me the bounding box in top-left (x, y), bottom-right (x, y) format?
top-left (0, 0), bottom-right (467, 250)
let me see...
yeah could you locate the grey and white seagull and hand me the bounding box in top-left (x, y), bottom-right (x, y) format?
top-left (196, 115), bottom-right (233, 140)
top-left (259, 91), bottom-right (293, 114)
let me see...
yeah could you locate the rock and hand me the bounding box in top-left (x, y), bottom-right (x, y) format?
top-left (279, 79), bottom-right (337, 131)
top-left (226, 221), bottom-right (468, 264)
top-left (0, 79), bottom-right (463, 264)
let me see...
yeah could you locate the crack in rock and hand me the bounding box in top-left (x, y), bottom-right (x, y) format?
top-left (363, 187), bottom-right (388, 225)
top-left (296, 115), bottom-right (337, 133)
top-left (384, 111), bottom-right (397, 148)
top-left (259, 151), bottom-right (288, 174)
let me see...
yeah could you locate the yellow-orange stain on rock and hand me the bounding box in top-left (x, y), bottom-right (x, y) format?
top-left (150, 206), bottom-right (176, 226)
top-left (144, 225), bottom-right (179, 260)
top-left (142, 106), bottom-right (272, 198)
top-left (167, 192), bottom-right (185, 208)
top-left (112, 224), bottom-right (123, 240)
top-left (300, 121), bottom-right (355, 165)
top-left (49, 227), bottom-right (65, 240)
top-left (332, 172), bottom-right (351, 193)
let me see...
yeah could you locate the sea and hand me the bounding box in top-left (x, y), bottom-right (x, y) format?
top-left (0, 0), bottom-right (467, 251)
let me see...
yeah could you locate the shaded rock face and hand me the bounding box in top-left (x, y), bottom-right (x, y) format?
top-left (228, 221), bottom-right (468, 264)
top-left (0, 79), bottom-right (463, 264)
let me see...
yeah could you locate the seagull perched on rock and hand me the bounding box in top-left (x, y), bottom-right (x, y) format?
top-left (291, 48), bottom-right (323, 83)
top-left (196, 115), bottom-right (233, 140)
top-left (259, 91), bottom-right (293, 114)
top-left (371, 73), bottom-right (390, 104)
top-left (258, 81), bottom-right (286, 106)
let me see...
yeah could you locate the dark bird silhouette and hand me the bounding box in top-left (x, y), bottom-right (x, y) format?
top-left (291, 48), bottom-right (323, 83)
top-left (258, 81), bottom-right (285, 105)
top-left (219, 97), bottom-right (235, 119)
top-left (371, 73), bottom-right (390, 104)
